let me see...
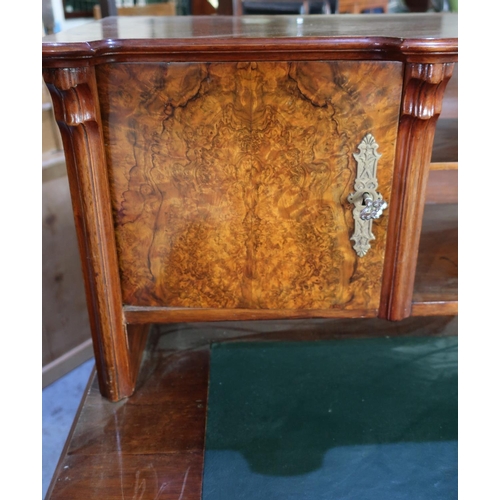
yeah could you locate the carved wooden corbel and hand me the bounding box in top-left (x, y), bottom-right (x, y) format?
top-left (43, 67), bottom-right (97, 126)
top-left (380, 61), bottom-right (455, 321)
top-left (43, 66), bottom-right (144, 402)
top-left (402, 63), bottom-right (455, 120)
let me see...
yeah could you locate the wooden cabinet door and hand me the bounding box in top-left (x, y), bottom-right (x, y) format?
top-left (97, 60), bottom-right (402, 313)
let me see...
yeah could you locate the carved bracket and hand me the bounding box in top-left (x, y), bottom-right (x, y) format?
top-left (379, 61), bottom-right (456, 320)
top-left (43, 67), bottom-right (97, 126)
top-left (42, 65), bottom-right (135, 401)
top-left (402, 62), bottom-right (455, 120)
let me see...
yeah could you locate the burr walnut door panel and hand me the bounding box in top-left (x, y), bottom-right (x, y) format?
top-left (97, 61), bottom-right (403, 311)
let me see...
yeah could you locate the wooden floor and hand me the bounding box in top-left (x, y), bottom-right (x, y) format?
top-left (46, 316), bottom-right (457, 499)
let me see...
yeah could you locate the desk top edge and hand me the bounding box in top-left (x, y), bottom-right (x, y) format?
top-left (42, 14), bottom-right (458, 62)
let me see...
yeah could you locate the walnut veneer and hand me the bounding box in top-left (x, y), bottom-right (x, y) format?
top-left (42, 14), bottom-right (458, 401)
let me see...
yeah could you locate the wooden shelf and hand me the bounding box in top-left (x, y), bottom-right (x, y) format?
top-left (412, 203), bottom-right (458, 316)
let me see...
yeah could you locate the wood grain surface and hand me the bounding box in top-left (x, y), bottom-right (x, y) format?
top-left (97, 61), bottom-right (402, 312)
top-left (46, 344), bottom-right (210, 500)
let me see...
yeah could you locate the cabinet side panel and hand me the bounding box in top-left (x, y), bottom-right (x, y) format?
top-left (97, 61), bottom-right (402, 311)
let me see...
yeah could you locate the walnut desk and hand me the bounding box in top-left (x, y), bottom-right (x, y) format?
top-left (42, 14), bottom-right (458, 402)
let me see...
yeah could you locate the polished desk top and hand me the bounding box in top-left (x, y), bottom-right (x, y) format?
top-left (45, 316), bottom-right (458, 499)
top-left (42, 14), bottom-right (457, 62)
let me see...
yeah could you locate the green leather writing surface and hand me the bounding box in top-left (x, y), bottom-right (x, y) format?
top-left (203, 337), bottom-right (457, 499)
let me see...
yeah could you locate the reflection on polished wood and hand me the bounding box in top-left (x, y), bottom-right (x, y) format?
top-left (46, 316), bottom-right (457, 499)
top-left (94, 3), bottom-right (177, 19)
top-left (99, 61), bottom-right (401, 311)
top-left (336, 0), bottom-right (388, 13)
top-left (42, 14), bottom-right (459, 57)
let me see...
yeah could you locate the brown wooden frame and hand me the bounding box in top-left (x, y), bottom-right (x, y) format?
top-left (43, 14), bottom-right (458, 401)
